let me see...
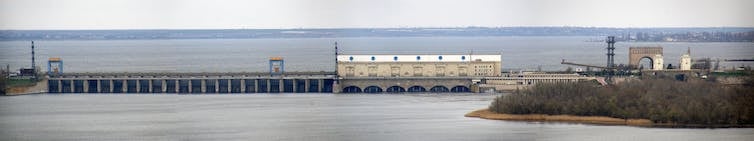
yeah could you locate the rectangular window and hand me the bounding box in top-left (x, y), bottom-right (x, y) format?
top-left (435, 66), bottom-right (445, 77)
top-left (413, 66), bottom-right (423, 77)
top-left (391, 66), bottom-right (400, 77)
top-left (346, 66), bottom-right (355, 77)
top-left (458, 67), bottom-right (467, 77)
top-left (368, 66), bottom-right (378, 77)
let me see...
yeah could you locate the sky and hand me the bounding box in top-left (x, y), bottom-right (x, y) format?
top-left (1, 0), bottom-right (753, 30)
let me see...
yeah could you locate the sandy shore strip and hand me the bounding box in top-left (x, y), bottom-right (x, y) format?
top-left (465, 109), bottom-right (653, 126)
top-left (4, 79), bottom-right (47, 96)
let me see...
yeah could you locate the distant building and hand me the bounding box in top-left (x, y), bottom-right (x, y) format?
top-left (336, 54), bottom-right (502, 77)
top-left (653, 54), bottom-right (664, 70)
top-left (19, 68), bottom-right (35, 76)
top-left (680, 48), bottom-right (692, 70)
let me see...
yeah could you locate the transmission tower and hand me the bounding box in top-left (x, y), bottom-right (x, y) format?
top-left (606, 36), bottom-right (616, 84)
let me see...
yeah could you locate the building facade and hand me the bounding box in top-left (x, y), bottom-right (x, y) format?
top-left (680, 48), bottom-right (692, 70)
top-left (336, 55), bottom-right (502, 78)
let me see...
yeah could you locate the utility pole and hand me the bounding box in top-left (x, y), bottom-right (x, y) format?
top-left (333, 41), bottom-right (340, 89)
top-left (334, 42), bottom-right (338, 76)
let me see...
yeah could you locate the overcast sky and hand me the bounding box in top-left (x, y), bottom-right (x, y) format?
top-left (1, 0), bottom-right (752, 29)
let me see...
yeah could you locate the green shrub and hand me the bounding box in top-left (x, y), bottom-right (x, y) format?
top-left (489, 77), bottom-right (754, 125)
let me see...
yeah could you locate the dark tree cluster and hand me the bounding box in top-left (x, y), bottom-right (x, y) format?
top-left (490, 76), bottom-right (754, 125)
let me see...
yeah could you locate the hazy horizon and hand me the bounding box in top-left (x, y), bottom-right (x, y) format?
top-left (3, 26), bottom-right (754, 31)
top-left (2, 0), bottom-right (753, 30)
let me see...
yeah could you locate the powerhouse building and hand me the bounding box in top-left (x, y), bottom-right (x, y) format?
top-left (336, 54), bottom-right (502, 77)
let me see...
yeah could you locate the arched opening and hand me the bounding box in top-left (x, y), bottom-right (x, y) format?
top-left (342, 86), bottom-right (362, 93)
top-left (386, 86), bottom-right (406, 93)
top-left (363, 86), bottom-right (383, 93)
top-left (639, 57), bottom-right (654, 70)
top-left (429, 86), bottom-right (449, 93)
top-left (450, 86), bottom-right (470, 93)
top-left (407, 86), bottom-right (426, 92)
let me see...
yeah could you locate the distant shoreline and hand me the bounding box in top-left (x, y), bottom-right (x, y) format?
top-left (2, 27), bottom-right (752, 41)
top-left (465, 109), bottom-right (754, 128)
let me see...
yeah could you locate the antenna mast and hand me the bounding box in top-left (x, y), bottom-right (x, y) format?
top-left (334, 42), bottom-right (338, 75)
top-left (31, 41), bottom-right (36, 70)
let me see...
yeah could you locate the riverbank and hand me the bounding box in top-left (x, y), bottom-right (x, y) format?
top-left (3, 79), bottom-right (46, 96)
top-left (466, 109), bottom-right (754, 128)
top-left (466, 109), bottom-right (655, 126)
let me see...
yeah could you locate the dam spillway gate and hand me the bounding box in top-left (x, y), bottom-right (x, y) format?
top-left (47, 72), bottom-right (335, 94)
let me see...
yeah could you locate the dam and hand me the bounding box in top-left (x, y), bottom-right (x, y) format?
top-left (47, 72), bottom-right (335, 93)
top-left (42, 51), bottom-right (596, 94)
top-left (43, 54), bottom-right (599, 94)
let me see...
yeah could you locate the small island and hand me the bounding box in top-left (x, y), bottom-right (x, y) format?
top-left (468, 74), bottom-right (754, 128)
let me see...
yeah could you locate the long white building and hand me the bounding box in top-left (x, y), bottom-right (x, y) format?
top-left (336, 54), bottom-right (502, 77)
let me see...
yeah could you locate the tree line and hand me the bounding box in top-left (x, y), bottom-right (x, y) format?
top-left (489, 75), bottom-right (754, 126)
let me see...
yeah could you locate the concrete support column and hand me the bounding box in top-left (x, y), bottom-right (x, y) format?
top-left (122, 80), bottom-right (127, 93)
top-left (109, 80), bottom-right (114, 93)
top-left (240, 79), bottom-right (246, 93)
top-left (188, 79), bottom-right (194, 93)
top-left (58, 80), bottom-right (63, 93)
top-left (266, 79), bottom-right (271, 93)
top-left (148, 79), bottom-right (153, 93)
top-left (255, 79), bottom-right (259, 93)
top-left (215, 79), bottom-right (219, 93)
top-left (292, 79), bottom-right (297, 93)
top-left (70, 80), bottom-right (75, 93)
top-left (318, 79), bottom-right (323, 93)
top-left (333, 80), bottom-right (340, 94)
top-left (226, 79), bottom-right (231, 93)
top-left (96, 80), bottom-right (101, 93)
top-left (83, 80), bottom-right (89, 93)
top-left (304, 79), bottom-right (309, 92)
top-left (135, 80), bottom-right (140, 93)
top-left (201, 79), bottom-right (206, 93)
top-left (278, 79), bottom-right (283, 93)
top-left (161, 80), bottom-right (167, 93)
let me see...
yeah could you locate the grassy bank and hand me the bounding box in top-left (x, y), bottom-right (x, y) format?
top-left (2, 78), bottom-right (44, 95)
top-left (6, 79), bottom-right (37, 87)
top-left (466, 109), bottom-right (653, 126)
top-left (484, 75), bottom-right (754, 127)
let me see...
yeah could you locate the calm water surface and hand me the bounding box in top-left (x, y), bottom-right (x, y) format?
top-left (1, 94), bottom-right (752, 141)
top-left (1, 37), bottom-right (752, 72)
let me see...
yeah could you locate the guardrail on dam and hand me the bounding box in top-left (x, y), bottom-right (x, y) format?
top-left (47, 72), bottom-right (335, 93)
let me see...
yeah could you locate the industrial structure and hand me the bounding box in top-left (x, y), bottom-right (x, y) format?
top-left (19, 41), bottom-right (37, 77)
top-left (30, 41), bottom-right (35, 72)
top-left (47, 57), bottom-right (63, 76)
top-left (336, 55), bottom-right (501, 77)
top-left (482, 72), bottom-right (600, 90)
top-left (334, 54), bottom-right (502, 93)
top-left (47, 72), bottom-right (335, 93)
top-left (628, 47), bottom-right (664, 70)
top-left (269, 57), bottom-right (284, 75)
top-left (44, 41), bottom-right (606, 94)
top-left (605, 36), bottom-right (616, 83)
top-left (680, 48), bottom-right (692, 70)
